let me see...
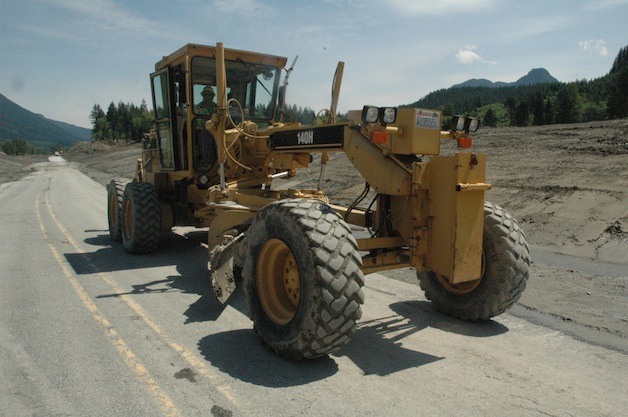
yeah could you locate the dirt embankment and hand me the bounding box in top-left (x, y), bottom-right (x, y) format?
top-left (64, 141), bottom-right (140, 186)
top-left (475, 121), bottom-right (627, 264)
top-left (0, 154), bottom-right (49, 186)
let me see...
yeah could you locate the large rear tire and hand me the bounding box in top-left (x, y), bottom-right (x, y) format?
top-left (120, 182), bottom-right (161, 254)
top-left (107, 178), bottom-right (130, 242)
top-left (243, 199), bottom-right (365, 359)
top-left (418, 202), bottom-right (530, 320)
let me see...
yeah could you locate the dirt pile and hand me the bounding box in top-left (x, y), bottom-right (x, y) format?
top-left (0, 154), bottom-right (48, 186)
top-left (472, 120), bottom-right (627, 263)
top-left (66, 141), bottom-right (140, 185)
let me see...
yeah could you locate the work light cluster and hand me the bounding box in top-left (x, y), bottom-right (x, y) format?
top-left (361, 105), bottom-right (397, 124)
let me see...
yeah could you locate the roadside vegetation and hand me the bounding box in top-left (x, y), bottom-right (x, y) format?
top-left (0, 138), bottom-right (63, 155)
top-left (89, 100), bottom-right (153, 143)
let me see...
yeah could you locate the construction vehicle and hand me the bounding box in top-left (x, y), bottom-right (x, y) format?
top-left (107, 43), bottom-right (530, 360)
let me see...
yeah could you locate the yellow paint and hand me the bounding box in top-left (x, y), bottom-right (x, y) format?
top-left (34, 187), bottom-right (183, 417)
top-left (425, 153), bottom-right (486, 283)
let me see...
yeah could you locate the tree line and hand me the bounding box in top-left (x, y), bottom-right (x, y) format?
top-left (411, 45), bottom-right (628, 128)
top-left (1, 138), bottom-right (41, 155)
top-left (90, 101), bottom-right (331, 143)
top-left (280, 104), bottom-right (317, 124)
top-left (89, 100), bottom-right (153, 142)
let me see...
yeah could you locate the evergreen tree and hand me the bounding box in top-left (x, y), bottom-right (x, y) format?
top-left (89, 104), bottom-right (105, 125)
top-left (90, 100), bottom-right (153, 142)
top-left (504, 97), bottom-right (517, 126)
top-left (483, 108), bottom-right (497, 127)
top-left (514, 101), bottom-right (530, 126)
top-left (607, 67), bottom-right (628, 119)
top-left (106, 102), bottom-right (118, 135)
top-left (544, 100), bottom-right (554, 124)
top-left (554, 83), bottom-right (582, 124)
top-left (609, 45), bottom-right (628, 74)
top-left (531, 92), bottom-right (545, 125)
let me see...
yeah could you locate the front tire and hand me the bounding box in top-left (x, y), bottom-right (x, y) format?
top-left (120, 182), bottom-right (161, 254)
top-left (243, 199), bottom-right (365, 359)
top-left (418, 202), bottom-right (530, 320)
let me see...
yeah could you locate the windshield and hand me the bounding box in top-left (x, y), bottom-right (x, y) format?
top-left (191, 56), bottom-right (281, 122)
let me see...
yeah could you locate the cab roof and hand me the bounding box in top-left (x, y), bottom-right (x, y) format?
top-left (155, 43), bottom-right (288, 71)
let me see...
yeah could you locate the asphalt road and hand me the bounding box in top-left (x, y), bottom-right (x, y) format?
top-left (1, 159), bottom-right (626, 417)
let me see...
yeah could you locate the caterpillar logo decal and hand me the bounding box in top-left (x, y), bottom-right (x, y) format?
top-left (270, 125), bottom-right (345, 150)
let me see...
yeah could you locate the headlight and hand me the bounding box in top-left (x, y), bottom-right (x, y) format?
top-left (451, 115), bottom-right (480, 133)
top-left (361, 105), bottom-right (397, 124)
top-left (381, 107), bottom-right (396, 124)
top-left (362, 106), bottom-right (379, 123)
top-left (467, 117), bottom-right (480, 132)
top-left (452, 115), bottom-right (466, 131)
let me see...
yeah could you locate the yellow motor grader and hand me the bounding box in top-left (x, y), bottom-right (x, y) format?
top-left (107, 43), bottom-right (530, 359)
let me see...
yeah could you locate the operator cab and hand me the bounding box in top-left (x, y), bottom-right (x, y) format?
top-left (148, 44), bottom-right (287, 181)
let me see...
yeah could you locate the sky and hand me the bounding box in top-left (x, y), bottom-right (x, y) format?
top-left (1, 0), bottom-right (626, 129)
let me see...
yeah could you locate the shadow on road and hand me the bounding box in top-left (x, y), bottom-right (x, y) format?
top-left (334, 314), bottom-right (444, 376)
top-left (66, 230), bottom-right (243, 323)
top-left (197, 330), bottom-right (339, 387)
top-left (67, 229), bottom-right (509, 381)
top-left (389, 300), bottom-right (510, 338)
top-left (66, 231), bottom-right (204, 274)
top-left (332, 301), bottom-right (508, 376)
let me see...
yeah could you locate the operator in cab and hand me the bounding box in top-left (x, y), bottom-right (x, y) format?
top-left (196, 86), bottom-right (217, 115)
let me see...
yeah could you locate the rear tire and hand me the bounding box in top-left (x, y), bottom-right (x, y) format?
top-left (243, 199), bottom-right (365, 360)
top-left (120, 182), bottom-right (161, 254)
top-left (418, 202), bottom-right (530, 320)
top-left (107, 178), bottom-right (130, 242)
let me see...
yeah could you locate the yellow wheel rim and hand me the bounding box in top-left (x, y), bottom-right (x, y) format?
top-left (435, 252), bottom-right (486, 295)
top-left (256, 238), bottom-right (300, 325)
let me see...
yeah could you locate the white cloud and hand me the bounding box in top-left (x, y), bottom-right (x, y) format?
top-left (455, 45), bottom-right (497, 65)
top-left (579, 39), bottom-right (608, 56)
top-left (387, 0), bottom-right (495, 16)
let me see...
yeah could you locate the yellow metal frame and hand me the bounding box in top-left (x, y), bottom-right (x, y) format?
top-left (141, 42), bottom-right (491, 287)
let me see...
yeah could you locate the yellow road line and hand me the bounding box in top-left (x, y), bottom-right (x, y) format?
top-left (41, 181), bottom-right (238, 407)
top-left (35, 186), bottom-right (184, 417)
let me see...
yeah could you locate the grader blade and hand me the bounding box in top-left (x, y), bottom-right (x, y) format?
top-left (209, 233), bottom-right (244, 303)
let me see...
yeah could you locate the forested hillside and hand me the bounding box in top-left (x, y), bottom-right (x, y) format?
top-left (0, 93), bottom-right (88, 154)
top-left (408, 45), bottom-right (628, 127)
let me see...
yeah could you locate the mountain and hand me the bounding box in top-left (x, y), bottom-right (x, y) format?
top-left (453, 78), bottom-right (509, 88)
top-left (514, 68), bottom-right (560, 85)
top-left (453, 68), bottom-right (559, 88)
top-left (0, 93), bottom-right (90, 150)
top-left (48, 119), bottom-right (91, 142)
